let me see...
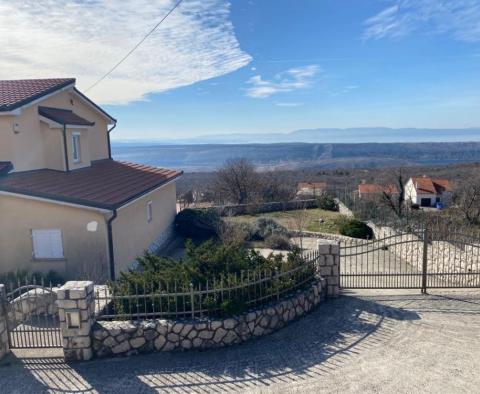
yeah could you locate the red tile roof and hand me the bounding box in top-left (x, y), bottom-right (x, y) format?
top-left (411, 177), bottom-right (452, 194)
top-left (0, 160), bottom-right (182, 209)
top-left (358, 183), bottom-right (398, 194)
top-left (0, 78), bottom-right (75, 111)
top-left (39, 106), bottom-right (94, 126)
top-left (0, 162), bottom-right (13, 176)
top-left (298, 182), bottom-right (327, 190)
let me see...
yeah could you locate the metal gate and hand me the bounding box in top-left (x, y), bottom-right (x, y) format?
top-left (340, 229), bottom-right (480, 291)
top-left (4, 284), bottom-right (62, 348)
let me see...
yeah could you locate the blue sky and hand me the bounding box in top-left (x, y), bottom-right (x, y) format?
top-left (1, 0), bottom-right (480, 140)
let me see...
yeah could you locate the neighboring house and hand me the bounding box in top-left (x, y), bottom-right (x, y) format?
top-left (297, 182), bottom-right (327, 197)
top-left (357, 183), bottom-right (398, 199)
top-left (404, 176), bottom-right (452, 208)
top-left (0, 78), bottom-right (182, 280)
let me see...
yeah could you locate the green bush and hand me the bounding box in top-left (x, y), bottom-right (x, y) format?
top-left (316, 194), bottom-right (338, 211)
top-left (0, 270), bottom-right (64, 288)
top-left (175, 208), bottom-right (220, 239)
top-left (264, 234), bottom-right (291, 250)
top-left (112, 240), bottom-right (310, 318)
top-left (339, 219), bottom-right (374, 239)
top-left (249, 218), bottom-right (289, 241)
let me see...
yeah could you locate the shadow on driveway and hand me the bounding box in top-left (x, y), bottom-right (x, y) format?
top-left (0, 294), bottom-right (422, 393)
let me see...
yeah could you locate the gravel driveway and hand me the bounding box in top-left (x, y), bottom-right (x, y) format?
top-left (1, 289), bottom-right (479, 393)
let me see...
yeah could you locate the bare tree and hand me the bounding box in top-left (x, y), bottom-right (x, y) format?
top-left (213, 158), bottom-right (261, 204)
top-left (260, 172), bottom-right (296, 204)
top-left (290, 203), bottom-right (309, 250)
top-left (381, 171), bottom-right (406, 218)
top-left (453, 176), bottom-right (480, 225)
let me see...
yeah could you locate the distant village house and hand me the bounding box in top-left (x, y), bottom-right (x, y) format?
top-left (297, 182), bottom-right (327, 197)
top-left (356, 183), bottom-right (398, 199)
top-left (404, 176), bottom-right (452, 208)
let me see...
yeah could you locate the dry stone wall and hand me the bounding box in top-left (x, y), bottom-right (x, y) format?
top-left (92, 278), bottom-right (326, 358)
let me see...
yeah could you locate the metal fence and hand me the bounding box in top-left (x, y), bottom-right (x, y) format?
top-left (95, 250), bottom-right (320, 321)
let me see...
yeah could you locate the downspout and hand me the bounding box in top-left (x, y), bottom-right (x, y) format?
top-left (107, 209), bottom-right (118, 281)
top-left (62, 124), bottom-right (70, 172)
top-left (107, 122), bottom-right (117, 160)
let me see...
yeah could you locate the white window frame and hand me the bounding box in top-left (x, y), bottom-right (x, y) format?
top-left (147, 201), bottom-right (153, 223)
top-left (31, 229), bottom-right (64, 260)
top-left (72, 132), bottom-right (81, 163)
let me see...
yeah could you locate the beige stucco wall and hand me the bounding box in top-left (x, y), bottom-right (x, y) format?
top-left (0, 194), bottom-right (109, 281)
top-left (112, 182), bottom-right (177, 274)
top-left (0, 87), bottom-right (112, 172)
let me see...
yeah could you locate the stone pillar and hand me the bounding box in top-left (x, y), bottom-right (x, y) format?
top-left (57, 281), bottom-right (95, 362)
top-left (0, 285), bottom-right (9, 360)
top-left (317, 240), bottom-right (340, 297)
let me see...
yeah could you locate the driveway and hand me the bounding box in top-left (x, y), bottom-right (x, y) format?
top-left (1, 289), bottom-right (479, 393)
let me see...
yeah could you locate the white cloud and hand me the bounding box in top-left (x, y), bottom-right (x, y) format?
top-left (0, 0), bottom-right (251, 104)
top-left (364, 0), bottom-right (480, 42)
top-left (275, 102), bottom-right (303, 107)
top-left (245, 65), bottom-right (321, 98)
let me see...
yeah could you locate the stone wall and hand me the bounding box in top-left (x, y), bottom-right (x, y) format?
top-left (92, 278), bottom-right (326, 358)
top-left (335, 198), bottom-right (354, 217)
top-left (210, 199), bottom-right (318, 217)
top-left (7, 287), bottom-right (58, 325)
top-left (0, 285), bottom-right (9, 361)
top-left (369, 222), bottom-right (480, 285)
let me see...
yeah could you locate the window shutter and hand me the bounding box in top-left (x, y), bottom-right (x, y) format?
top-left (32, 229), bottom-right (64, 259)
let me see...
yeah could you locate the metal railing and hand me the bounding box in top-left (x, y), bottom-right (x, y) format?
top-left (95, 250), bottom-right (320, 321)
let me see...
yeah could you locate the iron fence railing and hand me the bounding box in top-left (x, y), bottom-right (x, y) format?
top-left (95, 250), bottom-right (320, 321)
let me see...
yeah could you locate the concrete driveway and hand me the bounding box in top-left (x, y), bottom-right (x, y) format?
top-left (1, 289), bottom-right (479, 393)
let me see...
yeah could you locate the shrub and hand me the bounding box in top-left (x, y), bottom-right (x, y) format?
top-left (175, 208), bottom-right (220, 239)
top-left (411, 203), bottom-right (420, 210)
top-left (0, 270), bottom-right (65, 288)
top-left (264, 234), bottom-right (291, 250)
top-left (250, 218), bottom-right (289, 241)
top-left (339, 219), bottom-right (374, 239)
top-left (316, 194), bottom-right (338, 211)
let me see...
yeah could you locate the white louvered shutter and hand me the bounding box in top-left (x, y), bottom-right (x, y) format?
top-left (32, 229), bottom-right (64, 259)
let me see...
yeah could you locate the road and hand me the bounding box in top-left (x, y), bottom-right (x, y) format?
top-left (0, 289), bottom-right (479, 393)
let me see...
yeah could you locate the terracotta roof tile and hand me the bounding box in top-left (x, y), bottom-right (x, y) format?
top-left (0, 78), bottom-right (75, 111)
top-left (411, 177), bottom-right (452, 194)
top-left (38, 106), bottom-right (94, 126)
top-left (0, 160), bottom-right (182, 209)
top-left (298, 182), bottom-right (327, 190)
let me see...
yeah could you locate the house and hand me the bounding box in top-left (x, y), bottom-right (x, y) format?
top-left (297, 182), bottom-right (327, 197)
top-left (404, 176), bottom-right (452, 208)
top-left (0, 78), bottom-right (182, 281)
top-left (357, 183), bottom-right (398, 199)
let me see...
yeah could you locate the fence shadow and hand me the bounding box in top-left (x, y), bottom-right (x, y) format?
top-left (0, 294), bottom-right (421, 393)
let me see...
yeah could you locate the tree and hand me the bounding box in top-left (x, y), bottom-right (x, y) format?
top-left (259, 172), bottom-right (296, 203)
top-left (381, 171), bottom-right (406, 219)
top-left (213, 158), bottom-right (261, 204)
top-left (453, 176), bottom-right (480, 225)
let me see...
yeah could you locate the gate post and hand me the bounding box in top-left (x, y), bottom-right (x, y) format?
top-left (0, 284), bottom-right (9, 361)
top-left (57, 281), bottom-right (95, 362)
top-left (421, 228), bottom-right (429, 294)
top-left (317, 240), bottom-right (340, 297)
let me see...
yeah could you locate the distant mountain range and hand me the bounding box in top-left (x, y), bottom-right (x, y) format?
top-left (114, 127), bottom-right (480, 145)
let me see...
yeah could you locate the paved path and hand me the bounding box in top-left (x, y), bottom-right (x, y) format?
top-left (1, 289), bottom-right (480, 393)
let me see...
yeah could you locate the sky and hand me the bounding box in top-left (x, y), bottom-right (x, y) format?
top-left (1, 0), bottom-right (480, 140)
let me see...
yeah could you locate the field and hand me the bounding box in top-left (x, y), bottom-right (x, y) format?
top-left (225, 208), bottom-right (343, 234)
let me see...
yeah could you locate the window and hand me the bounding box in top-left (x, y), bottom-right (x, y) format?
top-left (72, 132), bottom-right (81, 163)
top-left (147, 201), bottom-right (153, 223)
top-left (31, 229), bottom-right (64, 259)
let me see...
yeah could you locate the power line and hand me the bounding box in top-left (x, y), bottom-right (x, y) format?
top-left (85, 0), bottom-right (184, 92)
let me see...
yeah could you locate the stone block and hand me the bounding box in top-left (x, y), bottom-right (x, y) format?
top-left (130, 337), bottom-right (146, 349)
top-left (112, 340), bottom-right (130, 354)
top-left (154, 336), bottom-right (166, 350)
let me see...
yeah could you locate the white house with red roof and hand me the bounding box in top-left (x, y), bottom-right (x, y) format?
top-left (0, 78), bottom-right (182, 280)
top-left (404, 176), bottom-right (452, 208)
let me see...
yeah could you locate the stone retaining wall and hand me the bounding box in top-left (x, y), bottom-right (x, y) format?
top-left (209, 199), bottom-right (318, 217)
top-left (335, 199), bottom-right (354, 217)
top-left (92, 278), bottom-right (326, 358)
top-left (369, 222), bottom-right (480, 285)
top-left (8, 288), bottom-right (58, 326)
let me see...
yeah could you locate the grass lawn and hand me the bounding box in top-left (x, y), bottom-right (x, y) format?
top-left (226, 208), bottom-right (343, 234)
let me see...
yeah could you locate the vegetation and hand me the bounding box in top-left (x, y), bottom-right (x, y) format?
top-left (175, 208), bottom-right (220, 239)
top-left (339, 219), bottom-right (374, 239)
top-left (453, 175), bottom-right (480, 226)
top-left (113, 240), bottom-right (311, 317)
top-left (0, 270), bottom-right (65, 290)
top-left (316, 194), bottom-right (338, 211)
